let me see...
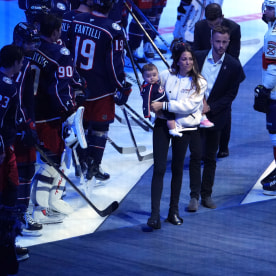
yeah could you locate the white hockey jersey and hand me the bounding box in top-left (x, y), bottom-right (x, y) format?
top-left (264, 21), bottom-right (276, 60)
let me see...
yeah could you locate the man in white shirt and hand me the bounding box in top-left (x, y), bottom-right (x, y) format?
top-left (194, 26), bottom-right (245, 209)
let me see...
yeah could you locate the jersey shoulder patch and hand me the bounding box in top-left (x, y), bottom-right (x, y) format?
top-left (60, 47), bottom-right (70, 56)
top-left (2, 76), bottom-right (12, 85)
top-left (112, 23), bottom-right (121, 31)
top-left (158, 85), bottom-right (165, 94)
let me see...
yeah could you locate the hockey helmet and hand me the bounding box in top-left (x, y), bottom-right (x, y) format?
top-left (92, 0), bottom-right (117, 13)
top-left (20, 0), bottom-right (69, 19)
top-left (263, 0), bottom-right (276, 18)
top-left (24, 3), bottom-right (50, 26)
top-left (19, 0), bottom-right (47, 9)
top-left (13, 22), bottom-right (40, 47)
top-left (50, 0), bottom-right (70, 17)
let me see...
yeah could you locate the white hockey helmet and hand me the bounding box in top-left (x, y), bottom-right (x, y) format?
top-left (263, 0), bottom-right (276, 17)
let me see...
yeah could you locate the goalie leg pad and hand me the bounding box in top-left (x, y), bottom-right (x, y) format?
top-left (31, 164), bottom-right (57, 208)
top-left (48, 161), bottom-right (73, 215)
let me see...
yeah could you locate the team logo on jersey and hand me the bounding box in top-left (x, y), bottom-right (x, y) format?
top-left (56, 2), bottom-right (67, 11)
top-left (267, 41), bottom-right (276, 56)
top-left (158, 86), bottom-right (164, 93)
top-left (2, 76), bottom-right (12, 84)
top-left (60, 47), bottom-right (70, 55)
top-left (112, 23), bottom-right (121, 31)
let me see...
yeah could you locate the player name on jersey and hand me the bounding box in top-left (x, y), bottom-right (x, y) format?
top-left (74, 23), bottom-right (101, 40)
top-left (32, 51), bottom-right (49, 68)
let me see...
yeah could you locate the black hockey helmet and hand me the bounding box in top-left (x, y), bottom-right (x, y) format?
top-left (92, 0), bottom-right (117, 14)
top-left (51, 0), bottom-right (70, 17)
top-left (24, 3), bottom-right (50, 27)
top-left (18, 0), bottom-right (50, 10)
top-left (13, 22), bottom-right (40, 47)
top-left (19, 0), bottom-right (69, 19)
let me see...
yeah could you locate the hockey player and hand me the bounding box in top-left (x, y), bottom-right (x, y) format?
top-left (30, 13), bottom-right (85, 223)
top-left (173, 0), bottom-right (224, 44)
top-left (108, 0), bottom-right (128, 27)
top-left (67, 0), bottom-right (132, 182)
top-left (0, 44), bottom-right (27, 272)
top-left (173, 0), bottom-right (194, 43)
top-left (61, 0), bottom-right (94, 47)
top-left (127, 0), bottom-right (167, 61)
top-left (12, 22), bottom-right (43, 235)
top-left (257, 0), bottom-right (276, 195)
top-left (19, 0), bottom-right (69, 30)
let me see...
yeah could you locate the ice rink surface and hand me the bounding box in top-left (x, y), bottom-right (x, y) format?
top-left (0, 0), bottom-right (274, 247)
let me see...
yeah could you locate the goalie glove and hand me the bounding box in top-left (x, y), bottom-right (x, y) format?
top-left (114, 82), bottom-right (132, 106)
top-left (254, 85), bottom-right (271, 113)
top-left (63, 106), bottom-right (87, 149)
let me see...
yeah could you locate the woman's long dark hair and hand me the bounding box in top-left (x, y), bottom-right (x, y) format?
top-left (170, 40), bottom-right (202, 94)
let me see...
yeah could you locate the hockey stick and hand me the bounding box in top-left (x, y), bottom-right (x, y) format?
top-left (116, 103), bottom-right (151, 131)
top-left (126, 53), bottom-right (143, 73)
top-left (127, 0), bottom-right (170, 50)
top-left (120, 106), bottom-right (153, 161)
top-left (124, 103), bottom-right (154, 130)
top-left (124, 1), bottom-right (170, 69)
top-left (116, 111), bottom-right (151, 131)
top-left (35, 145), bottom-right (119, 217)
top-left (122, 28), bottom-right (154, 132)
top-left (195, 0), bottom-right (205, 8)
top-left (115, 113), bottom-right (124, 124)
top-left (123, 27), bottom-right (143, 90)
top-left (126, 73), bottom-right (140, 86)
top-left (123, 29), bottom-right (155, 132)
top-left (107, 136), bottom-right (146, 154)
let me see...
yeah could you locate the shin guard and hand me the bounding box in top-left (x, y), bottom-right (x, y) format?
top-left (48, 160), bottom-right (73, 215)
top-left (31, 164), bottom-right (56, 208)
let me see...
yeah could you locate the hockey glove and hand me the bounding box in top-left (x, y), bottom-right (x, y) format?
top-left (75, 89), bottom-right (87, 106)
top-left (254, 85), bottom-right (271, 113)
top-left (114, 82), bottom-right (132, 106)
top-left (73, 76), bottom-right (88, 105)
top-left (20, 119), bottom-right (39, 147)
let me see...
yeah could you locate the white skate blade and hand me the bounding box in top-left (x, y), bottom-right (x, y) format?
top-left (263, 190), bottom-right (276, 196)
top-left (21, 229), bottom-right (42, 237)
